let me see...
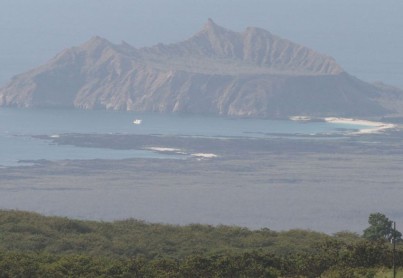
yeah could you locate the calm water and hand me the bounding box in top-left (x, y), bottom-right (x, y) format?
top-left (1, 108), bottom-right (402, 233)
top-left (0, 108), bottom-right (366, 166)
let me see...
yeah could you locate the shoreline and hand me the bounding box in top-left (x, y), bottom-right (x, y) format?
top-left (289, 115), bottom-right (397, 134)
top-left (324, 117), bottom-right (397, 134)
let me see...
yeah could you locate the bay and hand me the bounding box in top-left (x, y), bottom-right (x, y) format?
top-left (0, 108), bottom-right (366, 166)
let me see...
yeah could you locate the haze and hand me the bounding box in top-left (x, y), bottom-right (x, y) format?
top-left (1, 0), bottom-right (402, 88)
top-left (2, 0), bottom-right (403, 232)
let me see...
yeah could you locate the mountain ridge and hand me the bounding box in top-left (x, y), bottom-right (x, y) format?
top-left (1, 19), bottom-right (402, 118)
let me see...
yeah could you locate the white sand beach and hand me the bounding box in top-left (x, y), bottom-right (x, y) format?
top-left (324, 117), bottom-right (397, 134)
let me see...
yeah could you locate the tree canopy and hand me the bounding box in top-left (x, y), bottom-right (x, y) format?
top-left (1, 210), bottom-right (403, 277)
top-left (363, 212), bottom-right (402, 242)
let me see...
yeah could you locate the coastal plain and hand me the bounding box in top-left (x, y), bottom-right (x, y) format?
top-left (2, 131), bottom-right (403, 233)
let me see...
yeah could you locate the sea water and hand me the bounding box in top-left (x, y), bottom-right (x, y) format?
top-left (0, 108), bottom-right (367, 166)
top-left (1, 107), bottom-right (401, 234)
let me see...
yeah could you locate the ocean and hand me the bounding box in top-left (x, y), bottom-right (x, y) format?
top-left (1, 110), bottom-right (403, 234)
top-left (0, 108), bottom-right (367, 167)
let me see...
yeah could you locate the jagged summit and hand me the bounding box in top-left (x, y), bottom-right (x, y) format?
top-left (200, 18), bottom-right (234, 37)
top-left (203, 18), bottom-right (220, 31)
top-left (166, 19), bottom-right (343, 75)
top-left (80, 36), bottom-right (131, 54)
top-left (85, 36), bottom-right (110, 46)
top-left (75, 36), bottom-right (117, 55)
top-left (199, 18), bottom-right (235, 40)
top-left (1, 20), bottom-right (402, 117)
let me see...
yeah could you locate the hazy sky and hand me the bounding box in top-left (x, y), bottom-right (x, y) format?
top-left (1, 0), bottom-right (402, 87)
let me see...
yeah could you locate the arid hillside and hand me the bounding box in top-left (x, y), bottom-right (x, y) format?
top-left (1, 19), bottom-right (402, 118)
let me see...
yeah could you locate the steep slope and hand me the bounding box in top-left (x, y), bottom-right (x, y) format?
top-left (141, 18), bottom-right (342, 76)
top-left (1, 19), bottom-right (401, 118)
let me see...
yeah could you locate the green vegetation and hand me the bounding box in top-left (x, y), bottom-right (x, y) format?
top-left (363, 212), bottom-right (402, 242)
top-left (0, 210), bottom-right (333, 259)
top-left (0, 210), bottom-right (402, 277)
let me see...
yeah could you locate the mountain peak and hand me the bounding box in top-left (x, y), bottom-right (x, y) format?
top-left (1, 21), bottom-right (393, 118)
top-left (81, 36), bottom-right (113, 51)
top-left (203, 18), bottom-right (217, 29)
top-left (201, 18), bottom-right (229, 34)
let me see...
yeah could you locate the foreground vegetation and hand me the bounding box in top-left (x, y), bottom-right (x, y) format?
top-left (0, 210), bottom-right (402, 277)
